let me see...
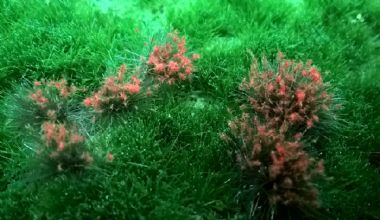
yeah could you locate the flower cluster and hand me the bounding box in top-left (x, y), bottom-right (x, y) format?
top-left (147, 31), bottom-right (200, 85)
top-left (11, 31), bottom-right (199, 173)
top-left (83, 64), bottom-right (142, 113)
top-left (29, 79), bottom-right (77, 122)
top-left (227, 52), bottom-right (330, 208)
top-left (239, 52), bottom-right (331, 136)
top-left (269, 140), bottom-right (324, 206)
top-left (40, 122), bottom-right (92, 172)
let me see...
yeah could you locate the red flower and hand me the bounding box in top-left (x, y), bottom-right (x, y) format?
top-left (279, 85), bottom-right (287, 96)
top-left (180, 56), bottom-right (191, 66)
top-left (125, 84), bottom-right (140, 94)
top-left (168, 61), bottom-right (180, 73)
top-left (83, 98), bottom-right (92, 107)
top-left (276, 75), bottom-right (282, 84)
top-left (312, 115), bottom-right (319, 122)
top-left (295, 89), bottom-right (305, 104)
top-left (185, 67), bottom-right (192, 75)
top-left (43, 122), bottom-right (55, 142)
top-left (289, 112), bottom-right (302, 123)
top-left (58, 142), bottom-right (65, 151)
top-left (107, 152), bottom-right (114, 162)
top-left (257, 126), bottom-right (266, 136)
top-left (148, 55), bottom-right (158, 65)
top-left (179, 73), bottom-right (186, 80)
top-left (57, 125), bottom-right (67, 142)
top-left (275, 143), bottom-right (286, 155)
top-left (60, 88), bottom-right (69, 97)
top-left (309, 68), bottom-right (321, 82)
top-left (267, 83), bottom-right (275, 92)
top-left (147, 31), bottom-right (200, 85)
top-left (306, 119), bottom-right (314, 128)
top-left (131, 75), bottom-right (141, 85)
top-left (153, 46), bottom-right (160, 55)
top-left (154, 63), bottom-right (165, 73)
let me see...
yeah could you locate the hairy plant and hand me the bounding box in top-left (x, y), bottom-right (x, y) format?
top-left (83, 64), bottom-right (144, 114)
top-left (224, 52), bottom-right (331, 216)
top-left (147, 31), bottom-right (200, 85)
top-left (2, 79), bottom-right (81, 132)
top-left (239, 52), bottom-right (332, 138)
top-left (38, 122), bottom-right (92, 172)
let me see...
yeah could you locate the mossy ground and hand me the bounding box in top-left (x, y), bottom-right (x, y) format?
top-left (0, 0), bottom-right (379, 219)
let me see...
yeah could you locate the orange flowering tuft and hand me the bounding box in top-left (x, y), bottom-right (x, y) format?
top-left (225, 52), bottom-right (331, 208)
top-left (41, 122), bottom-right (91, 171)
top-left (83, 64), bottom-right (143, 113)
top-left (147, 31), bottom-right (200, 85)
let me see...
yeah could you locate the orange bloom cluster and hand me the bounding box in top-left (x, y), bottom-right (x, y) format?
top-left (269, 140), bottom-right (324, 206)
top-left (239, 52), bottom-right (331, 134)
top-left (83, 64), bottom-right (142, 113)
top-left (147, 31), bottom-right (200, 85)
top-left (30, 89), bottom-right (49, 106)
top-left (228, 52), bottom-right (331, 207)
top-left (30, 79), bottom-right (77, 121)
top-left (233, 119), bottom-right (324, 206)
top-left (41, 122), bottom-right (92, 171)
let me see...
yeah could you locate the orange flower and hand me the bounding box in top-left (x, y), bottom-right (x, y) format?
top-left (180, 56), bottom-right (191, 66)
top-left (306, 119), bottom-right (314, 128)
top-left (185, 67), bottom-right (192, 75)
top-left (60, 88), bottom-right (69, 97)
top-left (131, 75), bottom-right (141, 85)
top-left (58, 142), bottom-right (65, 151)
top-left (275, 143), bottom-right (286, 155)
top-left (154, 63), bottom-right (165, 73)
top-left (295, 89), bottom-right (305, 104)
top-left (83, 98), bottom-right (92, 107)
top-left (279, 85), bottom-right (286, 96)
top-left (168, 61), bottom-right (179, 73)
top-left (179, 73), bottom-right (186, 80)
top-left (43, 122), bottom-right (55, 142)
top-left (125, 84), bottom-right (140, 94)
top-left (267, 83), bottom-right (275, 92)
top-left (106, 152), bottom-right (114, 162)
top-left (148, 54), bottom-right (158, 65)
top-left (289, 112), bottom-right (302, 123)
top-left (309, 68), bottom-right (321, 82)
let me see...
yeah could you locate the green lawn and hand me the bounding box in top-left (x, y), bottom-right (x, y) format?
top-left (0, 0), bottom-right (379, 219)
